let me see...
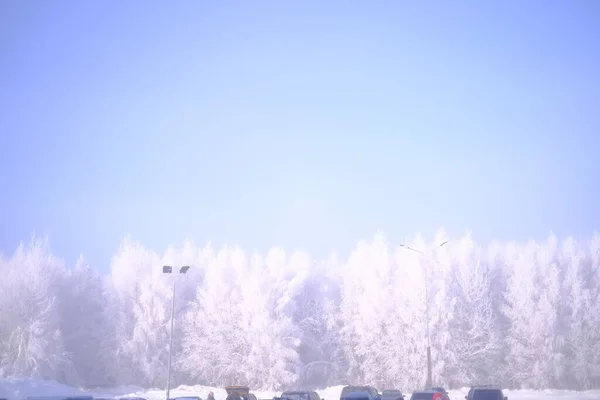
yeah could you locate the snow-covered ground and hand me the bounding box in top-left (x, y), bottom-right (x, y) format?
top-left (1, 379), bottom-right (599, 400)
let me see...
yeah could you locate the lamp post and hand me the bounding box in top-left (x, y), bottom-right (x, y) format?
top-left (399, 240), bottom-right (448, 389)
top-left (163, 265), bottom-right (190, 400)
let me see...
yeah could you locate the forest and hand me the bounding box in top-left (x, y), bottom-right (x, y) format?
top-left (0, 231), bottom-right (598, 392)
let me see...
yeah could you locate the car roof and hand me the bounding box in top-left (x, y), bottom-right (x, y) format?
top-left (343, 393), bottom-right (372, 398)
top-left (281, 393), bottom-right (316, 397)
top-left (27, 397), bottom-right (94, 400)
top-left (172, 397), bottom-right (202, 400)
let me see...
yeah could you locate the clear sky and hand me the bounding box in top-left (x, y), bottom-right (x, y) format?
top-left (1, 0), bottom-right (599, 271)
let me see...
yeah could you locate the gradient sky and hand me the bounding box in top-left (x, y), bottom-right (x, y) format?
top-left (1, 0), bottom-right (599, 271)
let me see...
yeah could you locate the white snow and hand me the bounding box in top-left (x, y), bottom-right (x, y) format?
top-left (1, 380), bottom-right (599, 400)
top-left (0, 378), bottom-right (85, 399)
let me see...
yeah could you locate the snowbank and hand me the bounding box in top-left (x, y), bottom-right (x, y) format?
top-left (1, 379), bottom-right (600, 400)
top-left (0, 378), bottom-right (84, 400)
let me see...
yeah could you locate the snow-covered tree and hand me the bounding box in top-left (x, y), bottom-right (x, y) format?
top-left (391, 233), bottom-right (438, 390)
top-left (180, 246), bottom-right (251, 386)
top-left (1, 230), bottom-right (600, 390)
top-left (249, 248), bottom-right (303, 389)
top-left (533, 235), bottom-right (563, 387)
top-left (0, 238), bottom-right (68, 381)
top-left (109, 237), bottom-right (174, 386)
top-left (504, 240), bottom-right (541, 388)
top-left (442, 234), bottom-right (501, 386)
top-left (561, 234), bottom-right (600, 389)
top-left (58, 255), bottom-right (116, 387)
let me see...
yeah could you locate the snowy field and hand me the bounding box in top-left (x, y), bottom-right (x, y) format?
top-left (1, 379), bottom-right (600, 400)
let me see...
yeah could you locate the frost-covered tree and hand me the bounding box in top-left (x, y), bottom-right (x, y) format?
top-left (58, 255), bottom-right (116, 387)
top-left (109, 237), bottom-right (174, 387)
top-left (248, 248), bottom-right (303, 389)
top-left (313, 252), bottom-right (345, 387)
top-left (284, 253), bottom-right (335, 388)
top-left (180, 246), bottom-right (251, 386)
top-left (587, 234), bottom-right (600, 388)
top-left (1, 230), bottom-right (600, 390)
top-left (338, 236), bottom-right (382, 385)
top-left (485, 240), bottom-right (512, 384)
top-left (428, 230), bottom-right (453, 387)
top-left (390, 237), bottom-right (429, 391)
top-left (533, 235), bottom-right (564, 387)
top-left (504, 240), bottom-right (540, 388)
top-left (442, 234), bottom-right (501, 386)
top-left (0, 238), bottom-right (68, 381)
top-left (561, 234), bottom-right (600, 389)
top-left (504, 237), bottom-right (564, 389)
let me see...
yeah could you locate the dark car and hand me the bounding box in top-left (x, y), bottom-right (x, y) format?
top-left (466, 386), bottom-right (507, 400)
top-left (225, 386), bottom-right (257, 400)
top-left (280, 391), bottom-right (322, 400)
top-left (341, 393), bottom-right (379, 400)
top-left (410, 390), bottom-right (443, 400)
top-left (26, 397), bottom-right (94, 400)
top-left (171, 397), bottom-right (202, 400)
top-left (340, 386), bottom-right (379, 400)
top-left (429, 388), bottom-right (449, 400)
top-left (381, 390), bottom-right (404, 400)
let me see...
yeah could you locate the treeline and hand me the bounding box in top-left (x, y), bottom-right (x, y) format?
top-left (0, 231), bottom-right (599, 391)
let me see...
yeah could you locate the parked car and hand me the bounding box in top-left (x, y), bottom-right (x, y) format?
top-left (26, 397), bottom-right (94, 400)
top-left (341, 392), bottom-right (379, 400)
top-left (225, 385), bottom-right (257, 400)
top-left (340, 386), bottom-right (379, 400)
top-left (381, 390), bottom-right (404, 400)
top-left (466, 386), bottom-right (507, 400)
top-left (280, 391), bottom-right (323, 400)
top-left (429, 388), bottom-right (449, 400)
top-left (410, 390), bottom-right (443, 400)
top-left (282, 391), bottom-right (323, 400)
top-left (171, 397), bottom-right (202, 400)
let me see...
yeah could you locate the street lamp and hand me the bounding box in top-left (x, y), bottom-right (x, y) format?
top-left (163, 265), bottom-right (190, 400)
top-left (399, 240), bottom-right (448, 389)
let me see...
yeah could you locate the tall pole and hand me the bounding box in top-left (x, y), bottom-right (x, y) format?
top-left (166, 278), bottom-right (176, 400)
top-left (399, 240), bottom-right (448, 389)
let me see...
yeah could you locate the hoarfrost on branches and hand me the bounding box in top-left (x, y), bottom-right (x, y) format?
top-left (0, 231), bottom-right (599, 390)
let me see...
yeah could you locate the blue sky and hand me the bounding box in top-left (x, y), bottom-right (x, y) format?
top-left (1, 0), bottom-right (599, 270)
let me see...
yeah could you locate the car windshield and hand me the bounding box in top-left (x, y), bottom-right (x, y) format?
top-left (342, 396), bottom-right (370, 400)
top-left (472, 390), bottom-right (503, 400)
top-left (342, 387), bottom-right (371, 397)
top-left (410, 394), bottom-right (434, 400)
